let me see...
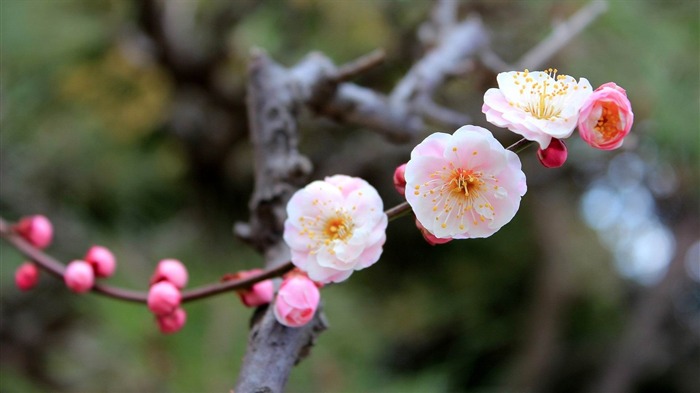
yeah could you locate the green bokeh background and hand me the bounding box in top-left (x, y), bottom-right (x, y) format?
top-left (1, 1), bottom-right (698, 392)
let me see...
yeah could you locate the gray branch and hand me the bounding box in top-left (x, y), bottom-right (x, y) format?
top-left (391, 15), bottom-right (489, 123)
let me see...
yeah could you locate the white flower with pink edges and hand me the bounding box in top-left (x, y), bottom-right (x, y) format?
top-left (482, 69), bottom-right (592, 148)
top-left (405, 125), bottom-right (527, 240)
top-left (283, 175), bottom-right (388, 284)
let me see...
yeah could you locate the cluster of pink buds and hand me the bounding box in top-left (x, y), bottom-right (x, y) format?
top-left (273, 270), bottom-right (321, 328)
top-left (64, 246), bottom-right (117, 293)
top-left (11, 215), bottom-right (121, 293)
top-left (223, 269), bottom-right (274, 307)
top-left (13, 215), bottom-right (54, 290)
top-left (148, 259), bottom-right (188, 334)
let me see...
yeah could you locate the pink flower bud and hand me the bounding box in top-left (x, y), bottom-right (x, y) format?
top-left (393, 163), bottom-right (407, 196)
top-left (415, 218), bottom-right (451, 246)
top-left (536, 138), bottom-right (568, 168)
top-left (273, 275), bottom-right (320, 328)
top-left (147, 281), bottom-right (182, 316)
top-left (15, 215), bottom-right (53, 249)
top-left (578, 82), bottom-right (634, 150)
top-left (156, 307), bottom-right (187, 334)
top-left (151, 259), bottom-right (188, 289)
top-left (84, 245), bottom-right (116, 278)
top-left (15, 262), bottom-right (39, 291)
top-left (227, 269), bottom-right (274, 307)
top-left (64, 260), bottom-right (95, 293)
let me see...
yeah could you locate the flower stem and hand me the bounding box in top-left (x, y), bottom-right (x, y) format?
top-left (507, 138), bottom-right (536, 154)
top-left (386, 201), bottom-right (412, 222)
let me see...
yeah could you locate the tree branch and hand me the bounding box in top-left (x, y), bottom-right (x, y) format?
top-left (514, 0), bottom-right (608, 71)
top-left (0, 216), bottom-right (295, 304)
top-left (391, 14), bottom-right (489, 119)
top-left (480, 0), bottom-right (609, 72)
top-left (1, 198), bottom-right (416, 307)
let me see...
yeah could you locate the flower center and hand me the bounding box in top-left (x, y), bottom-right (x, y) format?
top-left (323, 216), bottom-right (352, 242)
top-left (449, 168), bottom-right (484, 197)
top-left (512, 68), bottom-right (571, 120)
top-left (594, 101), bottom-right (622, 141)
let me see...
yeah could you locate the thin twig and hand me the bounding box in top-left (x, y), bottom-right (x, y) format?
top-left (479, 0), bottom-right (608, 73)
top-left (0, 216), bottom-right (292, 304)
top-left (507, 138), bottom-right (535, 154)
top-left (386, 202), bottom-right (412, 222)
top-left (515, 0), bottom-right (608, 70)
top-left (331, 49), bottom-right (386, 83)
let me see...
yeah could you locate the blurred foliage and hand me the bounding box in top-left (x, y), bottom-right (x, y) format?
top-left (1, 0), bottom-right (698, 392)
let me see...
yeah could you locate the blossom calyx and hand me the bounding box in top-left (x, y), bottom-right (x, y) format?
top-left (415, 218), bottom-right (452, 246)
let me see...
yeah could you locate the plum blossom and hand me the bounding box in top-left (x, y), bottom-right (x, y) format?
top-left (483, 69), bottom-right (592, 148)
top-left (273, 274), bottom-right (320, 328)
top-left (283, 175), bottom-right (388, 284)
top-left (578, 82), bottom-right (634, 150)
top-left (405, 125), bottom-right (527, 240)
